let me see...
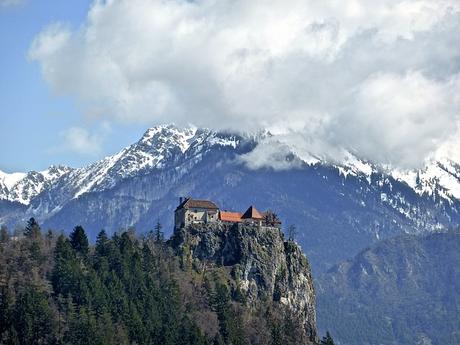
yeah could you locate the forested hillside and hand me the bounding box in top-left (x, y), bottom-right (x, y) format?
top-left (316, 232), bottom-right (460, 345)
top-left (0, 219), bottom-right (318, 345)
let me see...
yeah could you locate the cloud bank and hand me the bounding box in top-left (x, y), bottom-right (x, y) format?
top-left (29, 0), bottom-right (460, 168)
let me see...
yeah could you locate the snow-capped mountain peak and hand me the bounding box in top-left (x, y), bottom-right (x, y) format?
top-left (3, 124), bottom-right (460, 210)
top-left (0, 170), bottom-right (27, 190)
top-left (0, 165), bottom-right (72, 204)
top-left (37, 124), bottom-right (242, 203)
top-left (391, 158), bottom-right (460, 202)
top-left (139, 124), bottom-right (198, 153)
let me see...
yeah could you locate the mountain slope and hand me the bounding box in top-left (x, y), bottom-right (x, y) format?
top-left (316, 232), bottom-right (460, 345)
top-left (0, 166), bottom-right (71, 204)
top-left (1, 124), bottom-right (460, 272)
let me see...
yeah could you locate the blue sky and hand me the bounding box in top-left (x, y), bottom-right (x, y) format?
top-left (0, 0), bottom-right (148, 172)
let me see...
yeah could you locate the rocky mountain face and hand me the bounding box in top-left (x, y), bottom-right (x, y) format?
top-left (1, 124), bottom-right (460, 273)
top-left (170, 222), bottom-right (317, 344)
top-left (316, 232), bottom-right (460, 345)
top-left (0, 166), bottom-right (71, 205)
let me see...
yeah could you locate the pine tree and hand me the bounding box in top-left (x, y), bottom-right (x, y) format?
top-left (46, 230), bottom-right (53, 248)
top-left (142, 244), bottom-right (155, 271)
top-left (287, 224), bottom-right (297, 242)
top-left (154, 219), bottom-right (164, 243)
top-left (70, 225), bottom-right (89, 254)
top-left (0, 287), bottom-right (13, 335)
top-left (95, 230), bottom-right (109, 256)
top-left (212, 281), bottom-right (245, 345)
top-left (52, 235), bottom-right (77, 297)
top-left (24, 218), bottom-right (41, 238)
top-left (321, 331), bottom-right (335, 345)
top-left (13, 286), bottom-right (57, 345)
top-left (65, 306), bottom-right (101, 345)
top-left (0, 225), bottom-right (9, 243)
top-left (24, 218), bottom-right (44, 263)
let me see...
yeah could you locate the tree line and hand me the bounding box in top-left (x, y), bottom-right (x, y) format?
top-left (0, 218), bottom-right (334, 345)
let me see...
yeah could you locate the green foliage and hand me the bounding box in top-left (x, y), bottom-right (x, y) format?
top-left (154, 219), bottom-right (164, 243)
top-left (210, 279), bottom-right (245, 345)
top-left (95, 229), bottom-right (109, 256)
top-left (12, 286), bottom-right (57, 345)
top-left (24, 218), bottom-right (41, 239)
top-left (0, 223), bottom-right (213, 345)
top-left (0, 219), bottom-right (313, 345)
top-left (70, 225), bottom-right (89, 254)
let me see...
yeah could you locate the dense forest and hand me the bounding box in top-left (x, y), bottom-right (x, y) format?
top-left (0, 219), bottom-right (331, 345)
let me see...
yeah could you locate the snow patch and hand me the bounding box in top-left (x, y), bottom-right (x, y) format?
top-left (0, 170), bottom-right (27, 189)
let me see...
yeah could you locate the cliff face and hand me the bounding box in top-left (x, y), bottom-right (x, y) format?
top-left (171, 222), bottom-right (317, 343)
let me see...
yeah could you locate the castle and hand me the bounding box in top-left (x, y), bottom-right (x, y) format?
top-left (174, 197), bottom-right (281, 229)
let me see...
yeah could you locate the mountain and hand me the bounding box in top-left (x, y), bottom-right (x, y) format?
top-left (1, 124), bottom-right (460, 272)
top-left (0, 165), bottom-right (71, 205)
top-left (316, 232), bottom-right (460, 345)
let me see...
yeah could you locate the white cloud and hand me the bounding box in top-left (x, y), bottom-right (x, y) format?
top-left (0, 0), bottom-right (25, 8)
top-left (332, 71), bottom-right (460, 167)
top-left (29, 0), bottom-right (460, 168)
top-left (59, 126), bottom-right (106, 156)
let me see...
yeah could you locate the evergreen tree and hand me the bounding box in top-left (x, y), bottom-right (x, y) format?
top-left (212, 281), bottom-right (245, 345)
top-left (287, 224), bottom-right (297, 242)
top-left (12, 286), bottom-right (56, 345)
top-left (65, 306), bottom-right (102, 345)
top-left (154, 219), bottom-right (164, 243)
top-left (0, 287), bottom-right (14, 336)
top-left (0, 225), bottom-right (9, 243)
top-left (45, 229), bottom-right (53, 248)
top-left (24, 218), bottom-right (41, 238)
top-left (95, 229), bottom-right (109, 256)
top-left (70, 225), bottom-right (89, 254)
top-left (321, 331), bottom-right (335, 345)
top-left (0, 220), bottom-right (315, 345)
top-left (52, 235), bottom-right (78, 298)
top-left (23, 218), bottom-right (44, 263)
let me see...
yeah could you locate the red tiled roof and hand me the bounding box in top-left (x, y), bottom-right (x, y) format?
top-left (241, 206), bottom-right (264, 220)
top-left (220, 211), bottom-right (242, 222)
top-left (177, 198), bottom-right (219, 210)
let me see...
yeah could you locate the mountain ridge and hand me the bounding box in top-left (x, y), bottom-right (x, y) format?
top-left (2, 124), bottom-right (460, 206)
top-left (316, 231), bottom-right (460, 345)
top-left (2, 124), bottom-right (460, 273)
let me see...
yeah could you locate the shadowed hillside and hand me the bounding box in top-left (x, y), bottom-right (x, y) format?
top-left (316, 232), bottom-right (460, 345)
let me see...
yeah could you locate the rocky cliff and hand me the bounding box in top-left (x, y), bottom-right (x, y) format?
top-left (170, 222), bottom-right (318, 344)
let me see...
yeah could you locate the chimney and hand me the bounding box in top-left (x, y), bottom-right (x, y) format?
top-left (179, 197), bottom-right (184, 205)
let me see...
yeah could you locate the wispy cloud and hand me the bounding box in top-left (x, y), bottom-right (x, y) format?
top-left (57, 123), bottom-right (111, 156)
top-left (29, 0), bottom-right (460, 168)
top-left (0, 0), bottom-right (26, 8)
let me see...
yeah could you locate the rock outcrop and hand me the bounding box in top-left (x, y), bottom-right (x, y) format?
top-left (170, 222), bottom-right (317, 343)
